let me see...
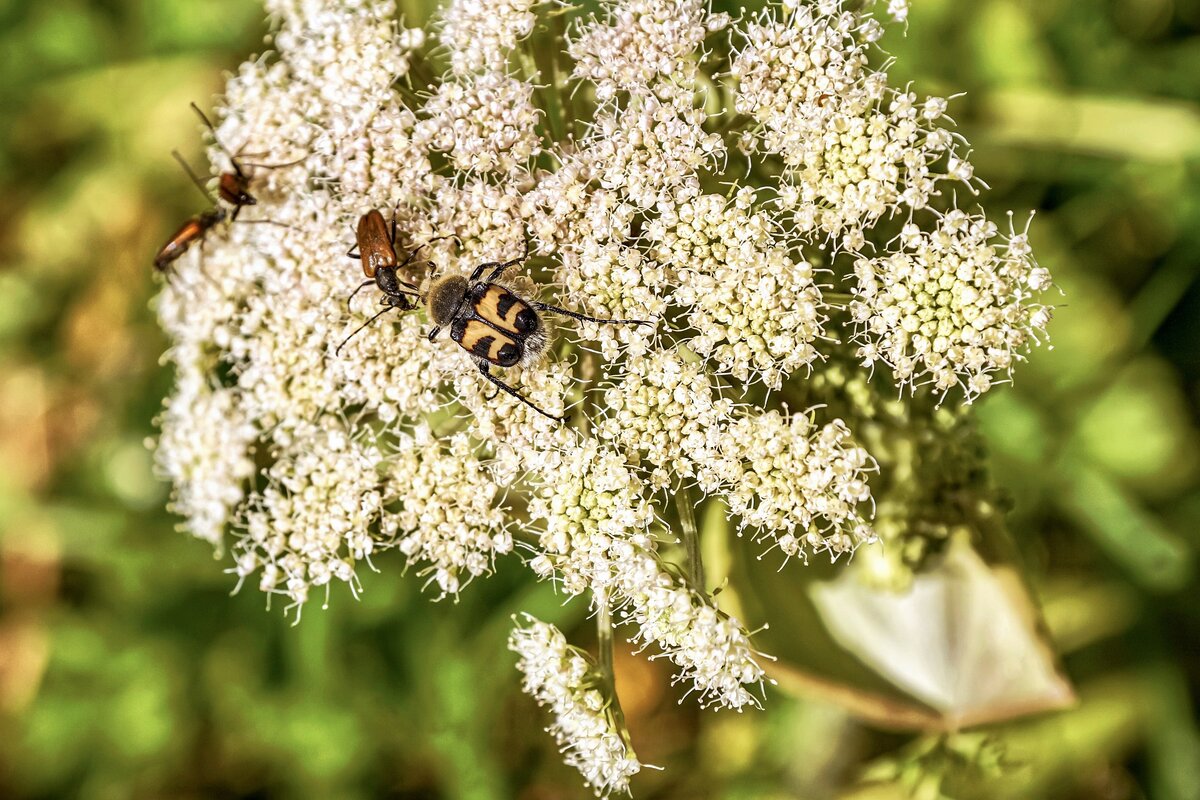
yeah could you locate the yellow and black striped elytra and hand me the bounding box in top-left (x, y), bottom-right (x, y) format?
top-left (424, 241), bottom-right (653, 421)
top-left (336, 211), bottom-right (453, 355)
top-left (456, 317), bottom-right (524, 367)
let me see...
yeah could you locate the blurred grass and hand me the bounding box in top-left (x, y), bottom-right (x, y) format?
top-left (1, 0), bottom-right (1199, 798)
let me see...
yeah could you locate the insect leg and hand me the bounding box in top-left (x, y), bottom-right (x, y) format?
top-left (345, 280), bottom-right (374, 313)
top-left (476, 362), bottom-right (562, 422)
top-left (190, 103), bottom-right (243, 177)
top-left (532, 303), bottom-right (654, 328)
top-left (397, 235), bottom-right (460, 273)
top-left (468, 239), bottom-right (530, 283)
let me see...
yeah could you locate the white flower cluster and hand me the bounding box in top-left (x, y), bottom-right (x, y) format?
top-left (724, 410), bottom-right (876, 562)
top-left (385, 426), bottom-right (512, 597)
top-left (152, 0), bottom-right (1050, 792)
top-left (850, 210), bottom-right (1052, 399)
top-left (509, 616), bottom-right (642, 796)
top-left (155, 378), bottom-right (257, 547)
top-left (233, 418), bottom-right (383, 616)
top-left (569, 0), bottom-right (720, 100)
top-left (597, 348), bottom-right (733, 490)
top-left (440, 0), bottom-right (539, 75)
top-left (647, 190), bottom-right (826, 386)
top-left (527, 439), bottom-right (657, 597)
top-left (526, 439), bottom-right (769, 709)
top-left (416, 71), bottom-right (542, 174)
top-left (733, 4), bottom-right (976, 249)
top-left (614, 549), bottom-right (769, 710)
top-left (588, 93), bottom-right (724, 211)
top-left (596, 350), bottom-right (875, 558)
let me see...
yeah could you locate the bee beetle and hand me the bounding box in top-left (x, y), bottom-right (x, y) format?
top-left (337, 209), bottom-right (453, 353)
top-left (424, 241), bottom-right (653, 421)
top-left (154, 103), bottom-right (300, 274)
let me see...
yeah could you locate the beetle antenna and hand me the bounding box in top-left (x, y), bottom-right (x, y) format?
top-left (190, 102), bottom-right (238, 160)
top-left (172, 151), bottom-right (218, 205)
top-left (336, 306), bottom-right (395, 356)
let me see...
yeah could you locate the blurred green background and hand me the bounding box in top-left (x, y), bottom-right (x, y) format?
top-left (1, 0), bottom-right (1199, 797)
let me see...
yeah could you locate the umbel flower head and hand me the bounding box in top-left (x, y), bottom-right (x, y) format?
top-left (152, 0), bottom-right (1051, 793)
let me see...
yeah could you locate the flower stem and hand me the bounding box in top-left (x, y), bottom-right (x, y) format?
top-left (596, 598), bottom-right (631, 737)
top-left (551, 11), bottom-right (578, 141)
top-left (519, 44), bottom-right (566, 146)
top-left (676, 485), bottom-right (706, 591)
top-left (598, 599), bottom-right (615, 678)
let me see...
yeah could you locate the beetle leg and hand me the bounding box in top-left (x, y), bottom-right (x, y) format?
top-left (397, 234), bottom-right (459, 273)
top-left (476, 362), bottom-right (562, 422)
top-left (345, 280), bottom-right (374, 313)
top-left (469, 239), bottom-right (530, 283)
top-left (532, 303), bottom-right (654, 328)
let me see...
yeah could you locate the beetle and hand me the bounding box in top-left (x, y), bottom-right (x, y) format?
top-left (153, 152), bottom-right (230, 273)
top-left (336, 209), bottom-right (454, 353)
top-left (190, 102), bottom-right (301, 222)
top-left (423, 241), bottom-right (653, 421)
top-left (153, 103), bottom-right (299, 274)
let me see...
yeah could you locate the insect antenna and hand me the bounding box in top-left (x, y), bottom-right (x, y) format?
top-left (190, 102), bottom-right (243, 175)
top-left (238, 154), bottom-right (308, 170)
top-left (336, 306), bottom-right (397, 355)
top-left (172, 151), bottom-right (218, 205)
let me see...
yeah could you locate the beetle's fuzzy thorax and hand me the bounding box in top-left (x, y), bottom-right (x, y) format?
top-left (427, 274), bottom-right (470, 326)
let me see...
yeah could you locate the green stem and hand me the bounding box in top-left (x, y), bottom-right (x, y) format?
top-left (518, 45), bottom-right (565, 146)
top-left (408, 52), bottom-right (437, 91)
top-left (551, 11), bottom-right (578, 142)
top-left (596, 600), bottom-right (630, 737)
top-left (676, 485), bottom-right (705, 592)
top-left (597, 600), bottom-right (615, 678)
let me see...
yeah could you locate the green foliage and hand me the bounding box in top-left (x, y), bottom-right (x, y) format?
top-left (1, 0), bottom-right (1197, 797)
